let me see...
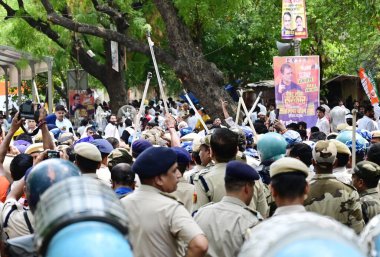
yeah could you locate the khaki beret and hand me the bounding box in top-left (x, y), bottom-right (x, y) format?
top-left (352, 161), bottom-right (380, 180)
top-left (329, 139), bottom-right (351, 156)
top-left (372, 130), bottom-right (380, 138)
top-left (199, 135), bottom-right (211, 147)
top-left (25, 143), bottom-right (44, 155)
top-left (74, 142), bottom-right (102, 162)
top-left (336, 123), bottom-right (349, 131)
top-left (270, 157), bottom-right (309, 178)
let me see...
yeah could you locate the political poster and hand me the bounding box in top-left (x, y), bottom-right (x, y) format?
top-left (281, 0), bottom-right (308, 39)
top-left (68, 89), bottom-right (95, 119)
top-left (358, 67), bottom-right (379, 105)
top-left (274, 56), bottom-right (320, 126)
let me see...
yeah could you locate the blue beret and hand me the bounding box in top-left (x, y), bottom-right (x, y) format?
top-left (225, 160), bottom-right (260, 181)
top-left (171, 147), bottom-right (191, 164)
top-left (132, 139), bottom-right (153, 157)
top-left (92, 139), bottom-right (114, 154)
top-left (46, 114), bottom-right (56, 125)
top-left (132, 147), bottom-right (177, 178)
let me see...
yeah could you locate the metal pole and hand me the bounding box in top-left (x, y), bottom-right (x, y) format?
top-left (243, 91), bottom-right (262, 125)
top-left (47, 58), bottom-right (53, 113)
top-left (294, 39), bottom-right (301, 56)
top-left (238, 90), bottom-right (258, 144)
top-left (235, 97), bottom-right (242, 124)
top-left (351, 109), bottom-right (357, 168)
top-left (17, 68), bottom-right (21, 106)
top-left (131, 72), bottom-right (152, 147)
top-left (3, 66), bottom-right (9, 117)
top-left (147, 31), bottom-right (169, 114)
top-left (183, 90), bottom-right (209, 134)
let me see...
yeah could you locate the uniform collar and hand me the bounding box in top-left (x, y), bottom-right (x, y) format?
top-left (360, 187), bottom-right (379, 197)
top-left (312, 173), bottom-right (336, 179)
top-left (333, 166), bottom-right (347, 174)
top-left (138, 184), bottom-right (162, 193)
top-left (221, 196), bottom-right (247, 208)
top-left (273, 205), bottom-right (306, 216)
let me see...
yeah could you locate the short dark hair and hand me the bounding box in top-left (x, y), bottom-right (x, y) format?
top-left (75, 154), bottom-right (99, 171)
top-left (210, 128), bottom-right (238, 162)
top-left (55, 105), bottom-right (66, 112)
top-left (367, 143), bottom-right (380, 165)
top-left (189, 109), bottom-right (195, 115)
top-left (177, 163), bottom-right (188, 174)
top-left (316, 106), bottom-right (325, 113)
top-left (298, 121), bottom-right (307, 130)
top-left (286, 123), bottom-right (298, 131)
top-left (10, 154), bottom-right (33, 180)
top-left (336, 153), bottom-right (350, 167)
top-left (80, 119), bottom-right (89, 127)
top-left (288, 143), bottom-right (312, 167)
top-left (271, 172), bottom-right (307, 199)
top-left (365, 105), bottom-right (374, 113)
top-left (309, 131), bottom-right (326, 142)
top-left (224, 175), bottom-right (254, 192)
top-left (106, 137), bottom-right (119, 149)
top-left (111, 163), bottom-right (135, 186)
top-left (15, 134), bottom-right (33, 144)
top-left (310, 126), bottom-right (320, 133)
top-left (125, 118), bottom-right (133, 127)
top-left (192, 152), bottom-right (201, 165)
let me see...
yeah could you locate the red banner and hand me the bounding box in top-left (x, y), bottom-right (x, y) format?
top-left (358, 67), bottom-right (379, 105)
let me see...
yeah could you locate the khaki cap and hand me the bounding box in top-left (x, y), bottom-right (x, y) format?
top-left (337, 123), bottom-right (349, 131)
top-left (329, 139), bottom-right (351, 156)
top-left (25, 143), bottom-right (44, 155)
top-left (74, 142), bottom-right (102, 162)
top-left (372, 131), bottom-right (380, 138)
top-left (269, 157), bottom-right (309, 178)
top-left (312, 140), bottom-right (337, 164)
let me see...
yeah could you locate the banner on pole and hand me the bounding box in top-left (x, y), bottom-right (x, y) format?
top-left (358, 67), bottom-right (379, 105)
top-left (281, 0), bottom-right (308, 39)
top-left (274, 56), bottom-right (320, 126)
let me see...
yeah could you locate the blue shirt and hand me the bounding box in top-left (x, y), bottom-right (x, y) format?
top-left (115, 187), bottom-right (133, 197)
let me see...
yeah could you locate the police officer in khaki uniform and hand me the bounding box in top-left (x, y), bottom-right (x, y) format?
top-left (194, 161), bottom-right (263, 257)
top-left (304, 140), bottom-right (364, 233)
top-left (269, 157), bottom-right (310, 216)
top-left (170, 147), bottom-right (195, 212)
top-left (193, 129), bottom-right (268, 217)
top-left (188, 135), bottom-right (213, 184)
top-left (351, 161), bottom-right (380, 223)
top-left (121, 147), bottom-right (208, 257)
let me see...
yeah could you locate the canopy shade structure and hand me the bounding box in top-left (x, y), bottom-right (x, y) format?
top-left (0, 45), bottom-right (53, 115)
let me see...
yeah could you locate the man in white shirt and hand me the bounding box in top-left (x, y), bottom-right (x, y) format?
top-left (187, 109), bottom-right (198, 130)
top-left (104, 114), bottom-right (120, 140)
top-left (329, 105), bottom-right (347, 132)
top-left (315, 106), bottom-right (330, 135)
top-left (358, 105), bottom-right (378, 132)
top-left (55, 105), bottom-right (73, 132)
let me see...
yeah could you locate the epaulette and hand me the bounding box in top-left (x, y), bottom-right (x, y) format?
top-left (191, 202), bottom-right (215, 217)
top-left (159, 192), bottom-right (184, 205)
top-left (244, 206), bottom-right (264, 221)
top-left (192, 167), bottom-right (211, 182)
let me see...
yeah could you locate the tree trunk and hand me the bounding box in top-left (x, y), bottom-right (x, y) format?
top-left (153, 0), bottom-right (237, 118)
top-left (104, 40), bottom-right (128, 114)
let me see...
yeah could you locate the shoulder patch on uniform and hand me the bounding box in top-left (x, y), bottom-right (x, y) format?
top-left (244, 206), bottom-right (264, 221)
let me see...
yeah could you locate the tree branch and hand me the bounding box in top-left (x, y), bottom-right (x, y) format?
top-left (40, 0), bottom-right (176, 66)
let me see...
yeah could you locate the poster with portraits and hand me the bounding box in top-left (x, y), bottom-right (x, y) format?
top-left (68, 89), bottom-right (95, 118)
top-left (274, 56), bottom-right (320, 126)
top-left (281, 0), bottom-right (308, 39)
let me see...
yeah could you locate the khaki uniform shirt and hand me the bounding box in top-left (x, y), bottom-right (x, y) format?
top-left (304, 174), bottom-right (364, 233)
top-left (170, 177), bottom-right (195, 212)
top-left (272, 205), bottom-right (307, 216)
top-left (1, 199), bottom-right (34, 240)
top-left (359, 187), bottom-right (380, 223)
top-left (193, 163), bottom-right (268, 216)
top-left (121, 185), bottom-right (204, 257)
top-left (194, 196), bottom-right (262, 257)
